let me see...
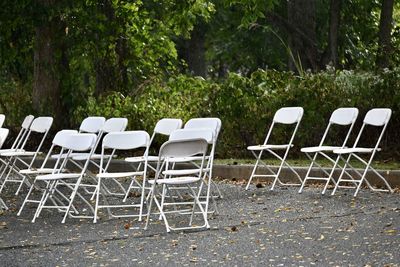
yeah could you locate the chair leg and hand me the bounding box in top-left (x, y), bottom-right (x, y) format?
top-left (332, 155), bottom-right (351, 196)
top-left (138, 175), bottom-right (147, 222)
top-left (0, 197), bottom-right (7, 210)
top-left (299, 153), bottom-right (317, 193)
top-left (188, 186), bottom-right (209, 229)
top-left (17, 182), bottom-right (36, 216)
top-left (62, 181), bottom-right (82, 224)
top-left (94, 177), bottom-right (102, 223)
top-left (246, 153), bottom-right (262, 190)
top-left (144, 186), bottom-right (155, 230)
top-left (32, 181), bottom-right (56, 223)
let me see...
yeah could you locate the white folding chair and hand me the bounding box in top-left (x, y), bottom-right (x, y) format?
top-left (246, 107), bottom-right (304, 190)
top-left (17, 130), bottom-right (78, 216)
top-left (0, 115), bottom-right (34, 178)
top-left (332, 108), bottom-right (393, 197)
top-left (299, 108), bottom-right (359, 194)
top-left (145, 138), bottom-right (210, 232)
top-left (0, 117), bottom-right (53, 195)
top-left (20, 133), bottom-right (97, 223)
top-left (168, 128), bottom-right (218, 215)
top-left (183, 118), bottom-right (222, 199)
top-left (94, 131), bottom-right (150, 223)
top-left (123, 118), bottom-right (182, 201)
top-left (70, 117), bottom-right (129, 198)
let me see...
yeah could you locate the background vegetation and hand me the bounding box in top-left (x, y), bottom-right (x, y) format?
top-left (0, 0), bottom-right (399, 159)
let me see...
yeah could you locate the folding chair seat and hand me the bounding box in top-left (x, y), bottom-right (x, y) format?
top-left (145, 138), bottom-right (210, 232)
top-left (332, 108), bottom-right (393, 197)
top-left (246, 107), bottom-right (304, 190)
top-left (93, 131), bottom-right (150, 223)
top-left (0, 116), bottom-right (53, 195)
top-left (18, 132), bottom-right (97, 223)
top-left (123, 118), bottom-right (182, 201)
top-left (299, 108), bottom-right (359, 194)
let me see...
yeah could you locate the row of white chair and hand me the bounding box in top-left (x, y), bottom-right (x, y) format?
top-left (0, 115), bottom-right (221, 232)
top-left (246, 107), bottom-right (393, 197)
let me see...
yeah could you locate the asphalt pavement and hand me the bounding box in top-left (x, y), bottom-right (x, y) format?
top-left (0, 180), bottom-right (399, 266)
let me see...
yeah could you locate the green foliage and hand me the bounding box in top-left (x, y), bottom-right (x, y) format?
top-left (72, 68), bottom-right (400, 159)
top-left (0, 78), bottom-right (32, 130)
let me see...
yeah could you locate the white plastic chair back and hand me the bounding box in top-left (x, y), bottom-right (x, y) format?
top-left (273, 107), bottom-right (304, 124)
top-left (52, 130), bottom-right (79, 147)
top-left (160, 138), bottom-right (208, 159)
top-left (154, 118), bottom-right (183, 135)
top-left (103, 131), bottom-right (149, 150)
top-left (0, 114), bottom-right (5, 128)
top-left (10, 115), bottom-right (34, 150)
top-left (79, 117), bottom-right (106, 133)
top-left (21, 115), bottom-right (35, 129)
top-left (63, 133), bottom-right (97, 151)
top-left (0, 128), bottom-right (9, 148)
top-left (169, 129), bottom-right (214, 144)
top-left (102, 118), bottom-right (128, 133)
top-left (30, 117), bottom-right (54, 133)
top-left (184, 118), bottom-right (221, 138)
top-left (330, 108), bottom-right (359, 125)
top-left (351, 108), bottom-right (392, 150)
top-left (364, 108), bottom-right (392, 126)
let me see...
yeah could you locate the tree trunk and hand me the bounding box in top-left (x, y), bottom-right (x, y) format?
top-left (178, 21), bottom-right (207, 77)
top-left (376, 0), bottom-right (394, 69)
top-left (94, 0), bottom-right (117, 97)
top-left (33, 0), bottom-right (63, 126)
top-left (287, 0), bottom-right (319, 72)
top-left (321, 0), bottom-right (341, 68)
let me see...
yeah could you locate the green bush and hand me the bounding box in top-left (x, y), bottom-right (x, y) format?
top-left (4, 68), bottom-right (400, 159)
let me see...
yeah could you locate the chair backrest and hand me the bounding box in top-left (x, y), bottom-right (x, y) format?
top-left (316, 107), bottom-right (359, 147)
top-left (0, 114), bottom-right (5, 128)
top-left (79, 117), bottom-right (106, 133)
top-left (364, 108), bottom-right (392, 126)
top-left (153, 118), bottom-right (183, 135)
top-left (52, 130), bottom-right (79, 147)
top-left (30, 117), bottom-right (54, 133)
top-left (102, 118), bottom-right (128, 133)
top-left (169, 129), bottom-right (214, 144)
top-left (184, 118), bottom-right (221, 139)
top-left (159, 138), bottom-right (208, 159)
top-left (63, 133), bottom-right (97, 151)
top-left (330, 108), bottom-right (359, 125)
top-left (0, 128), bottom-right (9, 148)
top-left (319, 108), bottom-right (358, 147)
top-left (11, 115), bottom-right (35, 149)
top-left (21, 115), bottom-right (35, 129)
top-left (102, 131), bottom-right (149, 150)
top-left (352, 108), bottom-right (392, 150)
top-left (273, 107), bottom-right (304, 124)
